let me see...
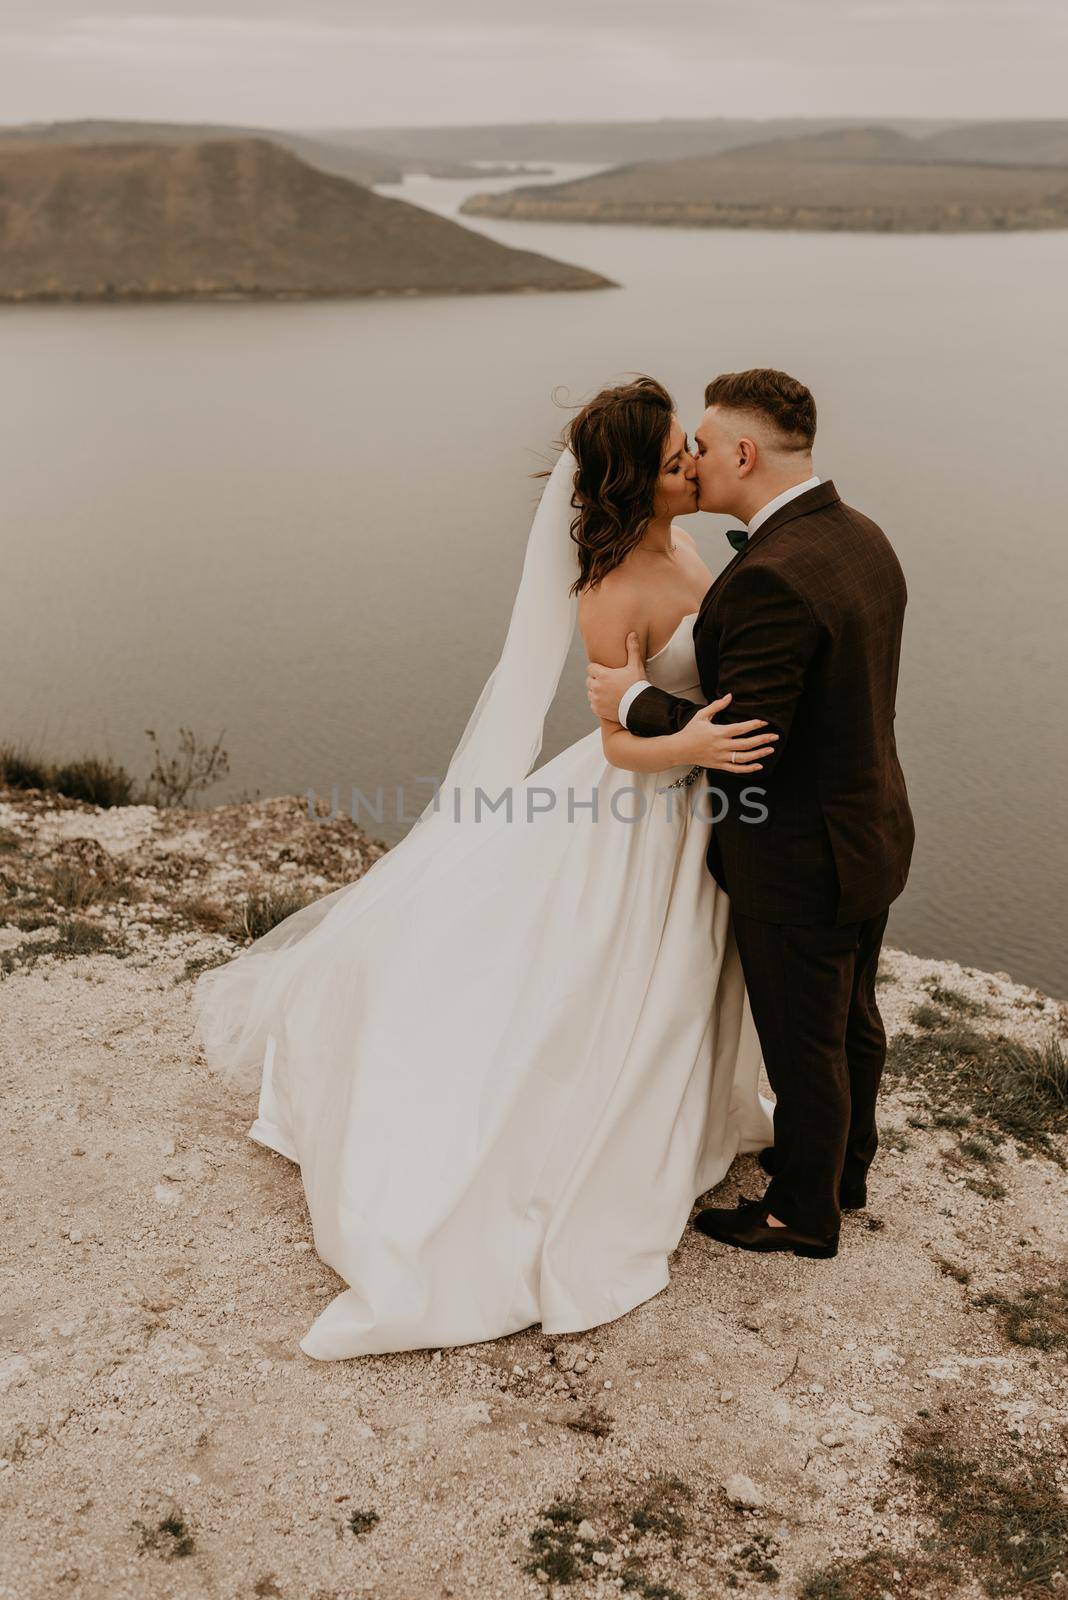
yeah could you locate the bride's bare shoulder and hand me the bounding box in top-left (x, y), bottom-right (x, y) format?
top-left (577, 567), bottom-right (646, 666)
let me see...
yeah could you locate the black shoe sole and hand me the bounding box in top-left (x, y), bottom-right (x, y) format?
top-left (791, 1240), bottom-right (839, 1259)
top-left (693, 1215), bottom-right (839, 1258)
top-left (719, 1237), bottom-right (839, 1259)
top-left (757, 1148), bottom-right (866, 1212)
top-left (732, 1234), bottom-right (839, 1260)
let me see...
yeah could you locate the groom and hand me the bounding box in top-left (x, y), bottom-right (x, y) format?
top-left (586, 369), bottom-right (914, 1260)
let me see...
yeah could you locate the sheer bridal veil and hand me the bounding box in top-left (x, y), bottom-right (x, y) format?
top-left (192, 447), bottom-right (581, 1086)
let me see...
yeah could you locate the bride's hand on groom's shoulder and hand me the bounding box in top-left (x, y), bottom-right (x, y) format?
top-left (677, 697), bottom-right (779, 774)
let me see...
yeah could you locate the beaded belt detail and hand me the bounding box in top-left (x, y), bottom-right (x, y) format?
top-left (664, 764), bottom-right (704, 789)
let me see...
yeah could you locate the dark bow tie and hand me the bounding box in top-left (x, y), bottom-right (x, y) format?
top-left (725, 526), bottom-right (749, 554)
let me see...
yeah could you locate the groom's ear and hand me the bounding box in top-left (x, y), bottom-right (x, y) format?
top-left (737, 437), bottom-right (758, 477)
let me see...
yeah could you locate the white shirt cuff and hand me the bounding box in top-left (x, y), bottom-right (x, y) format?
top-left (618, 679), bottom-right (653, 730)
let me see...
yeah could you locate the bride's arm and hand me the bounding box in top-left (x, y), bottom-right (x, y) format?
top-left (603, 722), bottom-right (695, 775)
top-left (577, 591), bottom-right (694, 772)
top-left (601, 706), bottom-right (774, 777)
top-left (579, 593), bottom-right (775, 775)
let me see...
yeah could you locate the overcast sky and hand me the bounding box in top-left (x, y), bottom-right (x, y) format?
top-left (2, 1), bottom-right (1065, 129)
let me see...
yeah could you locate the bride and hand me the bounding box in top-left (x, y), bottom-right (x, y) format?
top-left (193, 376), bottom-right (776, 1361)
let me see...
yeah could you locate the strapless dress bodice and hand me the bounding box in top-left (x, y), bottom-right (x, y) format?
top-left (645, 611), bottom-right (704, 704)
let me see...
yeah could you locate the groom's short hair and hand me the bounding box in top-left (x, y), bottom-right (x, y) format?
top-left (705, 369), bottom-right (816, 451)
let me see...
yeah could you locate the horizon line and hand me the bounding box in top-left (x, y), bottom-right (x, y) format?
top-left (2, 112), bottom-right (1067, 135)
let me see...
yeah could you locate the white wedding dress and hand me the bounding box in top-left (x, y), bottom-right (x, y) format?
top-left (192, 450), bottom-right (773, 1360)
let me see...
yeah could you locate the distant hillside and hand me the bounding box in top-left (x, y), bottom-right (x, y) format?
top-left (318, 117), bottom-right (953, 166)
top-left (0, 138), bottom-right (614, 303)
top-left (920, 120), bottom-right (1068, 167)
top-left (0, 119), bottom-right (514, 184)
top-left (462, 128), bottom-right (1068, 233)
top-left (727, 126), bottom-right (924, 164)
top-left (318, 116), bottom-right (1068, 172)
top-left (0, 118), bottom-right (404, 188)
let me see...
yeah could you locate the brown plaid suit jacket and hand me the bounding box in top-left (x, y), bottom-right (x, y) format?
top-left (627, 480), bottom-right (915, 925)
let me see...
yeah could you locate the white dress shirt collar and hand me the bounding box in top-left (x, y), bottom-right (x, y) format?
top-left (617, 473), bottom-right (822, 731)
top-left (747, 475), bottom-right (821, 536)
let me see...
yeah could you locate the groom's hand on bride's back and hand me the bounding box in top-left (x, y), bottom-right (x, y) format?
top-left (586, 630), bottom-right (647, 721)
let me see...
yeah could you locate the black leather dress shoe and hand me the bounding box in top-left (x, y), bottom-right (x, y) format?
top-left (693, 1195), bottom-right (838, 1259)
top-left (757, 1147), bottom-right (867, 1211)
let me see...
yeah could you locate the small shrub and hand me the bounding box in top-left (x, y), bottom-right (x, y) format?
top-left (229, 890), bottom-right (310, 943)
top-left (799, 1548), bottom-right (953, 1600)
top-left (957, 1134), bottom-right (1000, 1165)
top-left (134, 1511), bottom-right (195, 1559)
top-left (51, 756), bottom-right (135, 808)
top-left (2, 919), bottom-right (125, 978)
top-left (525, 1499), bottom-right (622, 1587)
top-left (348, 1508), bottom-right (379, 1536)
top-left (932, 1256), bottom-right (971, 1285)
top-left (542, 1499), bottom-right (584, 1525)
top-left (899, 1424), bottom-right (1068, 1595)
top-left (724, 1529), bottom-right (781, 1586)
top-left (944, 1114), bottom-right (1006, 1199)
top-left (963, 1171), bottom-right (1007, 1201)
top-left (525, 1499), bottom-right (586, 1585)
top-left (566, 1403), bottom-right (613, 1439)
top-left (620, 1577), bottom-right (683, 1600)
top-left (142, 726), bottom-right (229, 807)
top-left (180, 951), bottom-right (232, 983)
top-left (930, 1109), bottom-right (969, 1130)
top-left (628, 1475), bottom-right (691, 1538)
top-left (54, 918), bottom-right (113, 956)
top-left (910, 999), bottom-right (950, 1030)
top-left (997, 1035), bottom-right (1068, 1142)
top-left (973, 1279), bottom-right (1068, 1352)
top-left (887, 1012), bottom-right (1066, 1163)
top-left (0, 742), bottom-right (135, 806)
top-left (47, 863), bottom-right (107, 911)
top-left (0, 743), bottom-right (52, 790)
top-left (176, 894), bottom-right (231, 932)
top-left (921, 978), bottom-right (991, 1017)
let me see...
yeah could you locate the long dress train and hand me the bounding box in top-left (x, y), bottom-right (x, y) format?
top-left (193, 610), bottom-right (773, 1358)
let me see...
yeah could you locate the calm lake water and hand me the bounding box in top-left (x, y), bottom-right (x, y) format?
top-left (2, 167), bottom-right (1066, 996)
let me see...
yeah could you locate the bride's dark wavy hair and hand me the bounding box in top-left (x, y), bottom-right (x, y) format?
top-left (552, 376), bottom-right (676, 597)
